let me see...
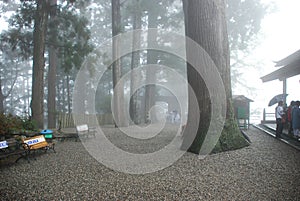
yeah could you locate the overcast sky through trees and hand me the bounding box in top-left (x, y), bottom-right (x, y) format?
top-left (0, 0), bottom-right (299, 123)
top-left (240, 0), bottom-right (300, 122)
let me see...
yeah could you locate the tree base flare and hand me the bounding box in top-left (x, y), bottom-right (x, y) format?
top-left (212, 117), bottom-right (250, 153)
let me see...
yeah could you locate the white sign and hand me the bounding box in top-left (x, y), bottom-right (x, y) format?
top-left (24, 136), bottom-right (45, 146)
top-left (0, 141), bottom-right (8, 149)
top-left (76, 124), bottom-right (88, 132)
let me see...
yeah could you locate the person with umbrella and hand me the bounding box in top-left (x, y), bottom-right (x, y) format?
top-left (275, 100), bottom-right (285, 138)
top-left (287, 101), bottom-right (295, 135)
top-left (292, 101), bottom-right (300, 138)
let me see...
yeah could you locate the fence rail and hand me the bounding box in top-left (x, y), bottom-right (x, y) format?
top-left (57, 113), bottom-right (114, 129)
top-left (261, 109), bottom-right (276, 124)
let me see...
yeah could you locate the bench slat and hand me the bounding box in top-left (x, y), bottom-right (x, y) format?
top-left (0, 139), bottom-right (30, 163)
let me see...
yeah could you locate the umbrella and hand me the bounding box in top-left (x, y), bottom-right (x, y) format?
top-left (268, 94), bottom-right (288, 106)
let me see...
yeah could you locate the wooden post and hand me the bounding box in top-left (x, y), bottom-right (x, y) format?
top-left (283, 78), bottom-right (287, 105)
top-left (248, 102), bottom-right (250, 129)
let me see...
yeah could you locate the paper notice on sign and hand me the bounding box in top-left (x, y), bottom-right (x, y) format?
top-left (0, 141), bottom-right (8, 149)
top-left (23, 136), bottom-right (45, 146)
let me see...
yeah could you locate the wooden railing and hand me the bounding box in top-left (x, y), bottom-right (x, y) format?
top-left (57, 113), bottom-right (114, 129)
top-left (261, 109), bottom-right (276, 124)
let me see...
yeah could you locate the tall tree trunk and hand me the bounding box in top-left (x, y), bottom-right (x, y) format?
top-left (112, 0), bottom-right (126, 127)
top-left (130, 0), bottom-right (142, 124)
top-left (0, 78), bottom-right (5, 113)
top-left (66, 75), bottom-right (72, 114)
top-left (56, 76), bottom-right (61, 112)
top-left (182, 0), bottom-right (249, 154)
top-left (31, 0), bottom-right (49, 129)
top-left (144, 9), bottom-right (158, 123)
top-left (47, 0), bottom-right (58, 128)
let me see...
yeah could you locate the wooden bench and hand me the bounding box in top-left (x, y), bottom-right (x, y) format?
top-left (54, 125), bottom-right (96, 142)
top-left (0, 138), bottom-right (30, 163)
top-left (76, 124), bottom-right (96, 141)
top-left (22, 135), bottom-right (55, 156)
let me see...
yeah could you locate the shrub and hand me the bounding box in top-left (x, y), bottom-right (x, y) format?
top-left (0, 114), bottom-right (37, 136)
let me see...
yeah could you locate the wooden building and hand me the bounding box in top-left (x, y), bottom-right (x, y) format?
top-left (261, 49), bottom-right (300, 104)
top-left (232, 95), bottom-right (253, 130)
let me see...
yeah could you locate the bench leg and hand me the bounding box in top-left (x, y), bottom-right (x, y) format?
top-left (15, 152), bottom-right (30, 163)
top-left (43, 143), bottom-right (56, 153)
top-left (29, 150), bottom-right (37, 161)
top-left (49, 143), bottom-right (56, 153)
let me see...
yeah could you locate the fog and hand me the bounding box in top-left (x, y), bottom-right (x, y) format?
top-left (0, 0), bottom-right (299, 125)
top-left (238, 0), bottom-right (300, 123)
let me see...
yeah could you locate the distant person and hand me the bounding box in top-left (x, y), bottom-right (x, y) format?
top-left (275, 101), bottom-right (284, 138)
top-left (175, 112), bottom-right (181, 124)
top-left (172, 110), bottom-right (178, 124)
top-left (292, 101), bottom-right (300, 138)
top-left (287, 101), bottom-right (295, 134)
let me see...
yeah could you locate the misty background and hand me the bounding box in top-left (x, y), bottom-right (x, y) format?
top-left (0, 0), bottom-right (299, 126)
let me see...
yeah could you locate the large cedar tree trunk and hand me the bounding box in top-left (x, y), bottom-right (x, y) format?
top-left (31, 0), bottom-right (49, 129)
top-left (144, 10), bottom-right (158, 123)
top-left (112, 0), bottom-right (127, 127)
top-left (47, 0), bottom-right (58, 128)
top-left (129, 0), bottom-right (142, 124)
top-left (182, 0), bottom-right (249, 154)
top-left (0, 78), bottom-right (5, 113)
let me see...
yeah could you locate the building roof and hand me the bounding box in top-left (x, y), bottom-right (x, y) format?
top-left (275, 49), bottom-right (300, 67)
top-left (232, 95), bottom-right (253, 102)
top-left (260, 49), bottom-right (300, 82)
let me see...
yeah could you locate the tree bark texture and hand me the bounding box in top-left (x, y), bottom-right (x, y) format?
top-left (47, 0), bottom-right (58, 128)
top-left (182, 0), bottom-right (249, 154)
top-left (112, 0), bottom-right (126, 127)
top-left (0, 78), bottom-right (5, 113)
top-left (130, 0), bottom-right (142, 124)
top-left (31, 0), bottom-right (49, 129)
top-left (67, 75), bottom-right (71, 114)
top-left (144, 9), bottom-right (158, 123)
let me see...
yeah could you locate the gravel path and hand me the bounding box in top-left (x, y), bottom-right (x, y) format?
top-left (0, 125), bottom-right (299, 200)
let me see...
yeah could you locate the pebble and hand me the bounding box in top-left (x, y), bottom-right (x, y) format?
top-left (0, 126), bottom-right (299, 200)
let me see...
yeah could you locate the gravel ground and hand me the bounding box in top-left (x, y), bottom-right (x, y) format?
top-left (0, 125), bottom-right (300, 200)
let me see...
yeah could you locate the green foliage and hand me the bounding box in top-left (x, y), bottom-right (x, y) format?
top-left (21, 116), bottom-right (37, 131)
top-left (56, 6), bottom-right (94, 72)
top-left (0, 113), bottom-right (37, 135)
top-left (123, 0), bottom-right (183, 31)
top-left (0, 29), bottom-right (33, 59)
top-left (0, 113), bottom-right (21, 135)
top-left (0, 0), bottom-right (93, 72)
top-left (0, 0), bottom-right (35, 59)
